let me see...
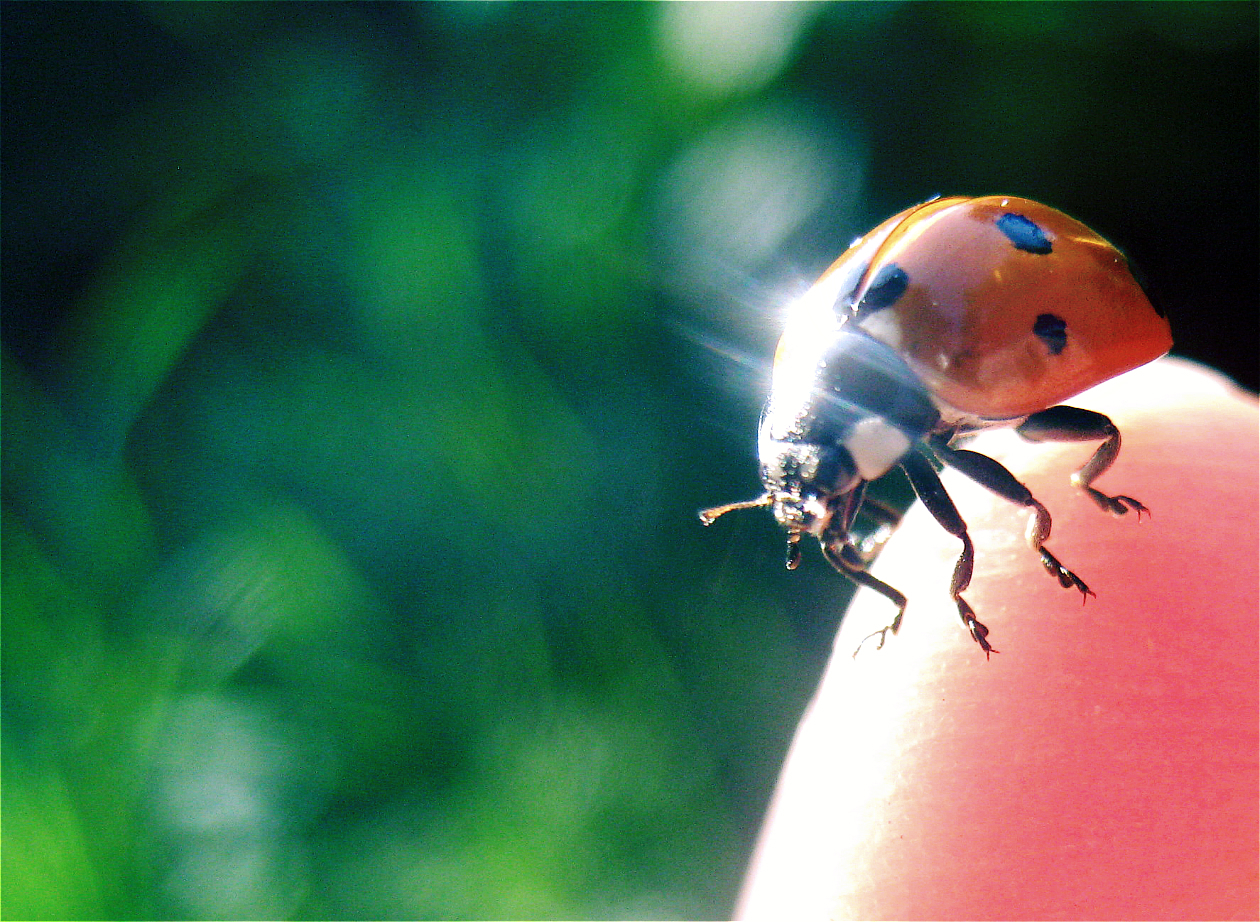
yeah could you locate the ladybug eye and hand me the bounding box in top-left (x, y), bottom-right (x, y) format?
top-left (1033, 313), bottom-right (1068, 355)
top-left (996, 212), bottom-right (1053, 255)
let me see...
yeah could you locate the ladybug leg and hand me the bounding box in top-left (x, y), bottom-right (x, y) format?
top-left (1017, 406), bottom-right (1149, 518)
top-left (837, 481), bottom-right (904, 565)
top-left (815, 488), bottom-right (909, 657)
top-left (822, 537), bottom-right (910, 658)
top-left (898, 450), bottom-right (995, 657)
top-left (928, 437), bottom-right (1094, 603)
top-left (855, 494), bottom-right (903, 563)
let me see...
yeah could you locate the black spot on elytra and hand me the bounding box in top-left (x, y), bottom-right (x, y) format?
top-left (1033, 313), bottom-right (1068, 355)
top-left (996, 212), bottom-right (1053, 254)
top-left (857, 263), bottom-right (908, 314)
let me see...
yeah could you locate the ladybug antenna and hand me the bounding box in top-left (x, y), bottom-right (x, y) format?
top-left (698, 494), bottom-right (771, 526)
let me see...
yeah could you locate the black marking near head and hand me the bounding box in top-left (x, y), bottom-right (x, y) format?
top-left (996, 212), bottom-right (1053, 255)
top-left (856, 263), bottom-right (909, 314)
top-left (1033, 313), bottom-right (1068, 355)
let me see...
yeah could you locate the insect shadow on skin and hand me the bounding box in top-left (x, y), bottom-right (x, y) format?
top-left (699, 195), bottom-right (1173, 658)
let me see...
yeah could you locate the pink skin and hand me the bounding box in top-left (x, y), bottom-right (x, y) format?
top-left (736, 357), bottom-right (1259, 922)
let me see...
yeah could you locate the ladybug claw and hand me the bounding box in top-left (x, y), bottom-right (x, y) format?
top-left (1114, 494), bottom-right (1150, 519)
top-left (852, 625), bottom-right (894, 658)
top-left (968, 619), bottom-right (997, 658)
top-left (1039, 548), bottom-right (1094, 600)
top-left (955, 597), bottom-right (997, 658)
top-left (1086, 487), bottom-right (1150, 520)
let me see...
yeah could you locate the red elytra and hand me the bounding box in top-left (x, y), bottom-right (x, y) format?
top-left (818, 195), bottom-right (1173, 420)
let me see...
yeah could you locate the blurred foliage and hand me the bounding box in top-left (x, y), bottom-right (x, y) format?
top-left (2, 2), bottom-right (1256, 919)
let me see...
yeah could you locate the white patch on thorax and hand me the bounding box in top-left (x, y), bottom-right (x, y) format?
top-left (843, 416), bottom-right (912, 481)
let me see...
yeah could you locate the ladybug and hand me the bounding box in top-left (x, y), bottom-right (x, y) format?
top-left (699, 195), bottom-right (1173, 657)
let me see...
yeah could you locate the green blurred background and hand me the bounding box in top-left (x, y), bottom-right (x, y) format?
top-left (3, 3), bottom-right (1256, 918)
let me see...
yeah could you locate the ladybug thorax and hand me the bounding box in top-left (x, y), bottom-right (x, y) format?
top-left (758, 291), bottom-right (940, 510)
